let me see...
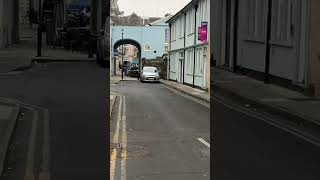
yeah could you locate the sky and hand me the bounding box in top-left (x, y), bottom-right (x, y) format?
top-left (117, 0), bottom-right (192, 17)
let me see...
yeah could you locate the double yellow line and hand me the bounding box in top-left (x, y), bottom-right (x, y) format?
top-left (111, 95), bottom-right (127, 180)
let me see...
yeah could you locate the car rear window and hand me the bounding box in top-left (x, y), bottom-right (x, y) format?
top-left (143, 67), bottom-right (157, 73)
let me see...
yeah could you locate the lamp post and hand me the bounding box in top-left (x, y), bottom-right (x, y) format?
top-left (121, 28), bottom-right (124, 80)
top-left (37, 0), bottom-right (42, 57)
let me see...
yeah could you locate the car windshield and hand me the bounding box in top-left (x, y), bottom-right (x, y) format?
top-left (143, 67), bottom-right (157, 73)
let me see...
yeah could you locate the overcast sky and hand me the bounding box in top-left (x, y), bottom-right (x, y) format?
top-left (117, 0), bottom-right (192, 17)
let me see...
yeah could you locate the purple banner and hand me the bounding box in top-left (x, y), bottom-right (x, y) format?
top-left (198, 22), bottom-right (208, 43)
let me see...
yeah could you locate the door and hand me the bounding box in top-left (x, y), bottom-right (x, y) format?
top-left (268, 0), bottom-right (302, 82)
top-left (236, 0), bottom-right (268, 72)
top-left (237, 0), bottom-right (303, 82)
top-left (177, 51), bottom-right (184, 83)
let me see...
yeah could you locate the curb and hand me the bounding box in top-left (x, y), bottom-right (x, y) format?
top-left (0, 103), bottom-right (20, 175)
top-left (110, 94), bottom-right (117, 117)
top-left (160, 80), bottom-right (210, 103)
top-left (212, 83), bottom-right (320, 131)
top-left (10, 61), bottom-right (33, 72)
top-left (32, 57), bottom-right (95, 63)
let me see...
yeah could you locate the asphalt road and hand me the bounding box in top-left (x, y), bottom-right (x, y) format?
top-left (110, 81), bottom-right (210, 180)
top-left (212, 98), bottom-right (320, 180)
top-left (0, 62), bottom-right (108, 180)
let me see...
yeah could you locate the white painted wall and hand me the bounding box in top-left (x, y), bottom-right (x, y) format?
top-left (168, 0), bottom-right (210, 90)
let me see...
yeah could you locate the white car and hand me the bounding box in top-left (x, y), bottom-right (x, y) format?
top-left (140, 66), bottom-right (160, 82)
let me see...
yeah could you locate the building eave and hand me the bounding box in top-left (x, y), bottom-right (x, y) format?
top-left (166, 0), bottom-right (200, 24)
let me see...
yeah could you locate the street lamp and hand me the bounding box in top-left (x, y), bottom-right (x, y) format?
top-left (37, 0), bottom-right (42, 57)
top-left (121, 28), bottom-right (124, 80)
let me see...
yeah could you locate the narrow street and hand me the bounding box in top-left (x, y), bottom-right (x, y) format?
top-left (110, 81), bottom-right (210, 180)
top-left (212, 96), bottom-right (320, 180)
top-left (0, 62), bottom-right (108, 180)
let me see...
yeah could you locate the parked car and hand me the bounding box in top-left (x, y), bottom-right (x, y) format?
top-left (128, 65), bottom-right (139, 77)
top-left (96, 16), bottom-right (110, 68)
top-left (140, 66), bottom-right (160, 83)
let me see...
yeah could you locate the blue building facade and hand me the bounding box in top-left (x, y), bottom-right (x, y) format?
top-left (111, 24), bottom-right (169, 60)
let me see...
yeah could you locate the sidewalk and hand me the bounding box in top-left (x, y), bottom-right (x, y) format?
top-left (0, 102), bottom-right (20, 175)
top-left (160, 79), bottom-right (210, 103)
top-left (0, 26), bottom-right (94, 73)
top-left (110, 75), bottom-right (138, 84)
top-left (213, 67), bottom-right (320, 126)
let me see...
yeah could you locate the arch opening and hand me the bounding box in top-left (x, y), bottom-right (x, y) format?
top-left (113, 39), bottom-right (142, 76)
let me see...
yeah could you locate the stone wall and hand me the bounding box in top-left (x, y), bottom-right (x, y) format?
top-left (143, 59), bottom-right (167, 80)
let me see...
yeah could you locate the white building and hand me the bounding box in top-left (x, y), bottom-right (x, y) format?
top-left (212, 0), bottom-right (320, 96)
top-left (167, 0), bottom-right (210, 91)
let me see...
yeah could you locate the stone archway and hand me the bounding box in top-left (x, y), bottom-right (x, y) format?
top-left (113, 38), bottom-right (142, 73)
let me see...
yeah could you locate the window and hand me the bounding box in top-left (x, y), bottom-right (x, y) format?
top-left (165, 28), bottom-right (170, 43)
top-left (145, 44), bottom-right (151, 51)
top-left (170, 52), bottom-right (176, 71)
top-left (179, 17), bottom-right (184, 38)
top-left (190, 10), bottom-right (195, 34)
top-left (171, 23), bottom-right (176, 41)
top-left (245, 0), bottom-right (267, 41)
top-left (186, 10), bottom-right (195, 34)
top-left (195, 48), bottom-right (203, 75)
top-left (186, 49), bottom-right (194, 74)
top-left (270, 0), bottom-right (294, 45)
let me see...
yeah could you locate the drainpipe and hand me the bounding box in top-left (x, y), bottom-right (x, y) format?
top-left (264, 0), bottom-right (272, 83)
top-left (168, 23), bottom-right (172, 80)
top-left (233, 0), bottom-right (239, 72)
top-left (183, 12), bottom-right (186, 84)
top-left (193, 4), bottom-right (198, 88)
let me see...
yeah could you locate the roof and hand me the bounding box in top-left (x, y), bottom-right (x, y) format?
top-left (112, 14), bottom-right (161, 26)
top-left (149, 15), bottom-right (172, 26)
top-left (166, 0), bottom-right (200, 24)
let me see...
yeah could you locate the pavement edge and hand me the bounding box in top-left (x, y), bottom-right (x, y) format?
top-left (160, 80), bottom-right (210, 103)
top-left (212, 83), bottom-right (320, 131)
top-left (0, 102), bottom-right (20, 175)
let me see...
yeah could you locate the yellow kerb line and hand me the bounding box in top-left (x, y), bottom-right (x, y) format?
top-left (110, 96), bottom-right (122, 180)
top-left (121, 96), bottom-right (127, 180)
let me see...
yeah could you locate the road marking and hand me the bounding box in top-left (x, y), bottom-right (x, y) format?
top-left (110, 96), bottom-right (122, 180)
top-left (197, 138), bottom-right (210, 148)
top-left (110, 149), bottom-right (117, 180)
top-left (24, 109), bottom-right (38, 180)
top-left (113, 96), bottom-right (122, 144)
top-left (39, 109), bottom-right (50, 180)
top-left (121, 96), bottom-right (127, 180)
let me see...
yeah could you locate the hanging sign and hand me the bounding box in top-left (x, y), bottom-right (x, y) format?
top-left (198, 22), bottom-right (208, 43)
